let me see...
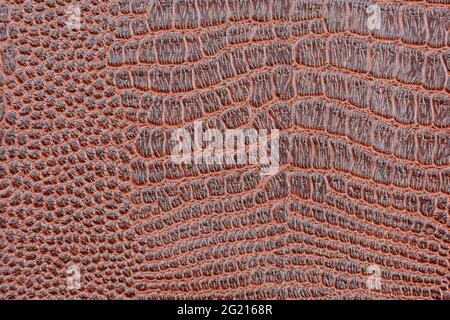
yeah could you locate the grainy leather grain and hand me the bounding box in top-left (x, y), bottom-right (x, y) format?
top-left (0, 0), bottom-right (449, 300)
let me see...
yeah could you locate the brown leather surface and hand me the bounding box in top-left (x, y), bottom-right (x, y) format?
top-left (0, 0), bottom-right (449, 300)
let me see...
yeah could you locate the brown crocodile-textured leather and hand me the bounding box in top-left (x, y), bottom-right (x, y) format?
top-left (0, 0), bottom-right (449, 300)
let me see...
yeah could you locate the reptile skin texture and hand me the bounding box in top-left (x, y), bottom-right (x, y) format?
top-left (0, 0), bottom-right (449, 300)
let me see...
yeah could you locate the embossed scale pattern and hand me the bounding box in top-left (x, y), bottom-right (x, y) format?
top-left (0, 0), bottom-right (449, 300)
